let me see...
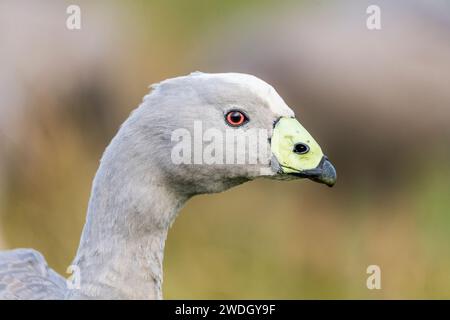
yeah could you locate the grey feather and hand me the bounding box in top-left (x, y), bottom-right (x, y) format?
top-left (0, 249), bottom-right (66, 299)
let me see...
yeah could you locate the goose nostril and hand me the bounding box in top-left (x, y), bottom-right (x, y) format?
top-left (293, 143), bottom-right (310, 154)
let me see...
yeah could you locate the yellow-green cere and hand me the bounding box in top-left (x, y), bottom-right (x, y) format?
top-left (271, 117), bottom-right (324, 173)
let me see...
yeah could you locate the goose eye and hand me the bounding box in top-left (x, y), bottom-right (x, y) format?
top-left (293, 143), bottom-right (310, 154)
top-left (225, 110), bottom-right (248, 127)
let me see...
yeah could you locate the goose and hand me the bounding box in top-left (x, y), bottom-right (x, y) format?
top-left (0, 72), bottom-right (336, 300)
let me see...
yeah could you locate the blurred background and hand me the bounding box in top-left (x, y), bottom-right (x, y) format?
top-left (1, 0), bottom-right (450, 298)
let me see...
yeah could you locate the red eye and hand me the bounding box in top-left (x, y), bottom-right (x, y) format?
top-left (225, 110), bottom-right (248, 127)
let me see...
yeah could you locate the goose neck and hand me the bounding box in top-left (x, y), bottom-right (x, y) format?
top-left (66, 158), bottom-right (187, 299)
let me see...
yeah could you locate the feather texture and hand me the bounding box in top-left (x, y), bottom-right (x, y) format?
top-left (0, 249), bottom-right (66, 299)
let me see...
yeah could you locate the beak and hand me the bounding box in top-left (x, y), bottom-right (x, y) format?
top-left (290, 156), bottom-right (337, 187)
top-left (270, 117), bottom-right (337, 187)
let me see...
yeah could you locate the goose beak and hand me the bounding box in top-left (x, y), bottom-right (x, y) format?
top-left (288, 156), bottom-right (337, 187)
top-left (270, 117), bottom-right (337, 187)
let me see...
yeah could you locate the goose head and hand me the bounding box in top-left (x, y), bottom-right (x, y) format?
top-left (118, 72), bottom-right (336, 198)
top-left (69, 72), bottom-right (337, 299)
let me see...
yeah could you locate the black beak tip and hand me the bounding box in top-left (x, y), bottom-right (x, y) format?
top-left (297, 156), bottom-right (337, 187)
top-left (284, 156), bottom-right (337, 187)
top-left (326, 180), bottom-right (336, 188)
top-left (321, 157), bottom-right (337, 187)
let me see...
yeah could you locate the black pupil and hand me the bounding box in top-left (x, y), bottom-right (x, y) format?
top-left (293, 143), bottom-right (309, 154)
top-left (230, 112), bottom-right (242, 123)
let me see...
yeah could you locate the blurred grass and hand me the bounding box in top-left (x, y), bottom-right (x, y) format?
top-left (3, 149), bottom-right (450, 298)
top-left (163, 159), bottom-right (450, 299)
